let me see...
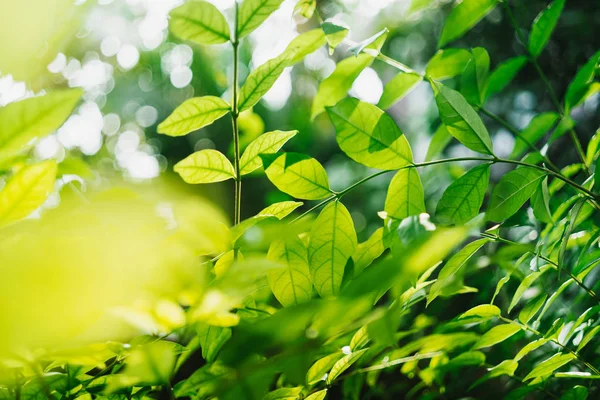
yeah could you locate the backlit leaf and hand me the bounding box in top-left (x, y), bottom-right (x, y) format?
top-left (508, 264), bottom-right (552, 312)
top-left (528, 0), bottom-right (565, 58)
top-left (196, 325), bottom-right (232, 363)
top-left (259, 201), bottom-right (303, 219)
top-left (327, 98), bottom-right (413, 169)
top-left (308, 201), bottom-right (357, 297)
top-left (576, 326), bottom-right (600, 352)
top-left (432, 81), bottom-right (494, 155)
top-left (238, 53), bottom-right (292, 112)
top-left (169, 1), bottom-right (230, 45)
top-left (438, 0), bottom-right (498, 48)
top-left (377, 72), bottom-right (422, 110)
top-left (486, 167), bottom-right (546, 222)
top-left (305, 390), bottom-right (327, 400)
top-left (239, 130), bottom-right (297, 174)
top-left (384, 168), bottom-right (425, 220)
top-left (459, 304), bottom-right (501, 320)
top-left (284, 28), bottom-right (326, 65)
top-left (174, 149), bottom-right (235, 183)
top-left (425, 48), bottom-right (471, 80)
top-left (322, 21), bottom-right (349, 52)
top-left (121, 341), bottom-right (176, 385)
top-left (460, 47), bottom-right (490, 106)
top-left (264, 387), bottom-right (303, 400)
top-left (158, 96), bottom-right (230, 137)
top-left (350, 326), bottom-right (370, 351)
top-left (267, 236), bottom-right (312, 307)
top-left (0, 160), bottom-right (57, 228)
top-left (307, 353), bottom-right (343, 385)
top-left (514, 339), bottom-right (548, 362)
top-left (326, 348), bottom-right (368, 384)
top-left (262, 152), bottom-right (332, 200)
top-left (523, 353), bottom-right (575, 381)
top-left (294, 0), bottom-right (316, 20)
top-left (348, 28), bottom-right (388, 57)
top-left (473, 324), bottom-right (521, 349)
top-left (518, 293), bottom-right (547, 324)
top-left (436, 163), bottom-right (490, 225)
top-left (485, 56), bottom-right (528, 100)
top-left (237, 0), bottom-right (285, 39)
top-left (352, 227), bottom-right (386, 275)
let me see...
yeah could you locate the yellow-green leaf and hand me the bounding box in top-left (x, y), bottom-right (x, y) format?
top-left (518, 293), bottom-right (547, 324)
top-left (384, 168), bottom-right (425, 220)
top-left (306, 353), bottom-right (343, 385)
top-left (283, 28), bottom-right (326, 65)
top-left (308, 201), bottom-right (357, 297)
top-left (473, 324), bottom-right (521, 349)
top-left (158, 96), bottom-right (230, 137)
top-left (487, 167), bottom-right (546, 222)
top-left (326, 348), bottom-right (368, 384)
top-left (267, 236), bottom-right (312, 307)
top-left (459, 304), bottom-right (501, 320)
top-left (378, 72), bottom-right (422, 110)
top-left (524, 353), bottom-right (575, 381)
top-left (352, 227), bottom-right (386, 276)
top-left (305, 390), bottom-right (327, 400)
top-left (169, 1), bottom-right (230, 45)
top-left (0, 160), bottom-right (57, 228)
top-left (196, 325), bottom-right (231, 363)
top-left (174, 149), bottom-right (235, 184)
top-left (264, 387), bottom-right (303, 400)
top-left (425, 48), bottom-right (471, 80)
top-left (237, 0), bottom-right (285, 39)
top-left (239, 54), bottom-right (292, 112)
top-left (240, 130), bottom-right (297, 175)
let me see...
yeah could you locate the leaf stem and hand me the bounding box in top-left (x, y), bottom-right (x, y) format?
top-left (232, 2), bottom-right (242, 226)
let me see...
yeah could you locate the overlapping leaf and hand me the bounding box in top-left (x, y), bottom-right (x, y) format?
top-left (267, 236), bottom-right (312, 307)
top-left (239, 130), bottom-right (297, 174)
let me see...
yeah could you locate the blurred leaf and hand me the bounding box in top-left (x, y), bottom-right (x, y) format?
top-left (322, 21), bottom-right (349, 52)
top-left (561, 386), bottom-right (588, 400)
top-left (326, 349), bottom-right (368, 384)
top-left (471, 359), bottom-right (518, 389)
top-left (169, 1), bottom-right (230, 45)
top-left (473, 324), bottom-right (521, 349)
top-left (174, 149), bottom-right (235, 184)
top-left (119, 341), bottom-right (176, 386)
top-left (21, 373), bottom-right (68, 400)
top-left (327, 98), bottom-right (413, 169)
top-left (438, 0), bottom-right (498, 48)
top-left (459, 304), bottom-right (500, 320)
top-left (524, 353), bottom-right (575, 381)
top-left (384, 168), bottom-right (425, 220)
top-left (485, 56), bottom-right (528, 100)
top-left (0, 89), bottom-right (81, 162)
top-left (531, 177), bottom-right (553, 224)
top-left (565, 50), bottom-right (600, 112)
top-left (267, 236), bottom-right (312, 307)
top-left (237, 0), bottom-right (285, 39)
top-left (410, 0), bottom-right (435, 14)
top-left (425, 124), bottom-right (453, 161)
top-left (436, 164), bottom-right (490, 225)
top-left (305, 389), bottom-right (327, 400)
top-left (460, 47), bottom-right (490, 106)
top-left (487, 167), bottom-right (546, 222)
top-left (431, 81), bottom-right (494, 155)
top-left (197, 325), bottom-right (232, 363)
top-left (284, 29), bottom-right (326, 65)
top-left (518, 293), bottom-right (547, 324)
top-left (264, 387), bottom-right (303, 400)
top-left (441, 351), bottom-right (485, 369)
top-left (0, 160), bottom-right (57, 228)
top-left (577, 326), bottom-right (600, 352)
top-left (174, 363), bottom-right (230, 398)
top-left (528, 0), bottom-right (565, 58)
top-left (307, 353), bottom-right (344, 385)
top-left (352, 227), bottom-right (386, 276)
top-left (511, 112), bottom-right (559, 159)
top-left (348, 28), bottom-right (388, 56)
top-left (308, 201), bottom-right (357, 297)
top-left (425, 48), bottom-right (471, 80)
top-left (427, 238), bottom-right (488, 305)
top-left (549, 116), bottom-right (576, 143)
top-left (294, 0), bottom-right (316, 19)
top-left (239, 53), bottom-right (293, 112)
top-left (262, 152), bottom-right (332, 200)
top-left (378, 72), bottom-right (422, 110)
top-left (158, 96), bottom-right (230, 137)
top-left (588, 129), bottom-right (600, 165)
top-left (240, 130), bottom-right (297, 175)
top-left (508, 265), bottom-right (552, 313)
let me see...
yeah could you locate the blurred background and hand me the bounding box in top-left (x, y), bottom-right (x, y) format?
top-left (0, 0), bottom-right (599, 241)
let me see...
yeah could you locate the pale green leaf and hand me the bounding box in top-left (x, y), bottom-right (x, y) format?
top-left (196, 325), bottom-right (231, 363)
top-left (169, 1), bottom-right (230, 45)
top-left (514, 338), bottom-right (548, 362)
top-left (158, 96), bottom-right (230, 137)
top-left (262, 152), bottom-right (332, 200)
top-left (510, 112), bottom-right (559, 159)
top-left (432, 81), bottom-right (494, 155)
top-left (267, 236), bottom-right (312, 307)
top-left (239, 54), bottom-right (292, 112)
top-left (528, 0), bottom-right (565, 58)
top-left (352, 227), bottom-right (385, 276)
top-left (283, 28), bottom-right (326, 65)
top-left (259, 201), bottom-right (303, 219)
top-left (425, 48), bottom-right (471, 80)
top-left (308, 201), bottom-right (357, 297)
top-left (322, 21), bottom-right (348, 52)
top-left (307, 353), bottom-right (343, 385)
top-left (487, 167), bottom-right (546, 222)
top-left (436, 163), bottom-right (490, 225)
top-left (531, 177), bottom-right (553, 224)
top-left (473, 324), bottom-right (521, 349)
top-left (565, 50), bottom-right (600, 112)
top-left (460, 47), bottom-right (490, 106)
top-left (327, 98), bottom-right (413, 169)
top-left (264, 387), bottom-right (303, 400)
top-left (237, 0), bottom-right (285, 39)
top-left (239, 130), bottom-right (297, 174)
top-left (0, 160), bottom-right (57, 228)
top-left (305, 390), bottom-right (327, 400)
top-left (174, 149), bottom-right (235, 184)
top-left (524, 353), bottom-right (576, 381)
top-left (0, 89), bottom-right (82, 161)
top-left (508, 264), bottom-right (552, 312)
top-left (459, 304), bottom-right (501, 320)
top-left (384, 168), bottom-right (425, 220)
top-left (485, 56), bottom-right (528, 100)
top-left (377, 72), bottom-right (422, 110)
top-left (425, 124), bottom-right (452, 161)
top-left (294, 0), bottom-right (316, 20)
top-left (348, 28), bottom-right (388, 57)
top-left (438, 0), bottom-right (498, 47)
top-left (518, 293), bottom-right (547, 324)
top-left (326, 348), bottom-right (368, 384)
top-left (427, 238), bottom-right (488, 305)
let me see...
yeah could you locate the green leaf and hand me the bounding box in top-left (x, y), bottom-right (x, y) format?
top-left (262, 152), bottom-right (332, 200)
top-left (436, 164), bottom-right (490, 225)
top-left (264, 387), bottom-right (303, 400)
top-left (577, 326), bottom-right (600, 352)
top-left (377, 72), bottom-right (422, 110)
top-left (240, 130), bottom-right (297, 174)
top-left (565, 51), bottom-right (600, 112)
top-left (237, 0), bottom-right (285, 39)
top-left (347, 28), bottom-right (388, 57)
top-left (473, 324), bottom-right (521, 349)
top-left (485, 56), bottom-right (528, 100)
top-left (0, 160), bottom-right (57, 228)
top-left (305, 390), bottom-right (327, 400)
top-left (442, 351), bottom-right (486, 369)
top-left (350, 326), bottom-right (370, 351)
top-left (514, 338), bottom-right (548, 362)
top-left (0, 89), bottom-right (82, 161)
top-left (322, 21), bottom-right (349, 52)
top-left (174, 363), bottom-right (230, 398)
top-left (491, 273), bottom-right (511, 304)
top-left (267, 236), bottom-right (312, 307)
top-left (432, 81), bottom-right (494, 155)
top-left (486, 167), bottom-right (546, 222)
top-left (122, 341), bottom-right (176, 385)
top-left (174, 149), bottom-right (235, 184)
top-left (168, 1), bottom-right (230, 45)
top-left (259, 201), bottom-right (303, 219)
top-left (294, 0), bottom-right (316, 20)
top-left (158, 96), bottom-right (230, 137)
top-left (561, 386), bottom-right (588, 400)
top-left (531, 177), bottom-right (553, 224)
top-left (307, 353), bottom-right (344, 385)
top-left (518, 293), bottom-right (547, 324)
top-left (459, 304), bottom-right (501, 320)
top-left (384, 168), bottom-right (425, 220)
top-left (196, 325), bottom-right (232, 363)
top-left (438, 0), bottom-right (498, 48)
top-left (327, 98), bottom-right (413, 169)
top-left (510, 112), bottom-right (559, 159)
top-left (326, 348), bottom-right (368, 384)
top-left (239, 54), bottom-right (292, 112)
top-left (308, 201), bottom-right (357, 297)
top-left (284, 28), bottom-right (326, 65)
top-left (410, 0), bottom-right (435, 14)
top-left (427, 238), bottom-right (489, 305)
top-left (524, 353), bottom-right (576, 381)
top-left (425, 124), bottom-right (453, 161)
top-left (425, 48), bottom-right (471, 80)
top-left (460, 47), bottom-right (490, 106)
top-left (508, 264), bottom-right (552, 312)
top-left (528, 0), bottom-right (565, 58)
top-left (352, 227), bottom-right (386, 276)
top-left (470, 359), bottom-right (518, 389)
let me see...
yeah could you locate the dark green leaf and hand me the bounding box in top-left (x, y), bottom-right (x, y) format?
top-left (485, 56), bottom-right (528, 100)
top-left (460, 47), bottom-right (490, 106)
top-left (531, 177), bottom-right (553, 224)
top-left (565, 50), bottom-right (600, 112)
top-left (510, 112), bottom-right (559, 159)
top-left (436, 164), bottom-right (490, 225)
top-left (438, 0), bottom-right (498, 47)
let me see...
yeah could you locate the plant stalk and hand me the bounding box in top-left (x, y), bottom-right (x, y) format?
top-left (232, 2), bottom-right (242, 226)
